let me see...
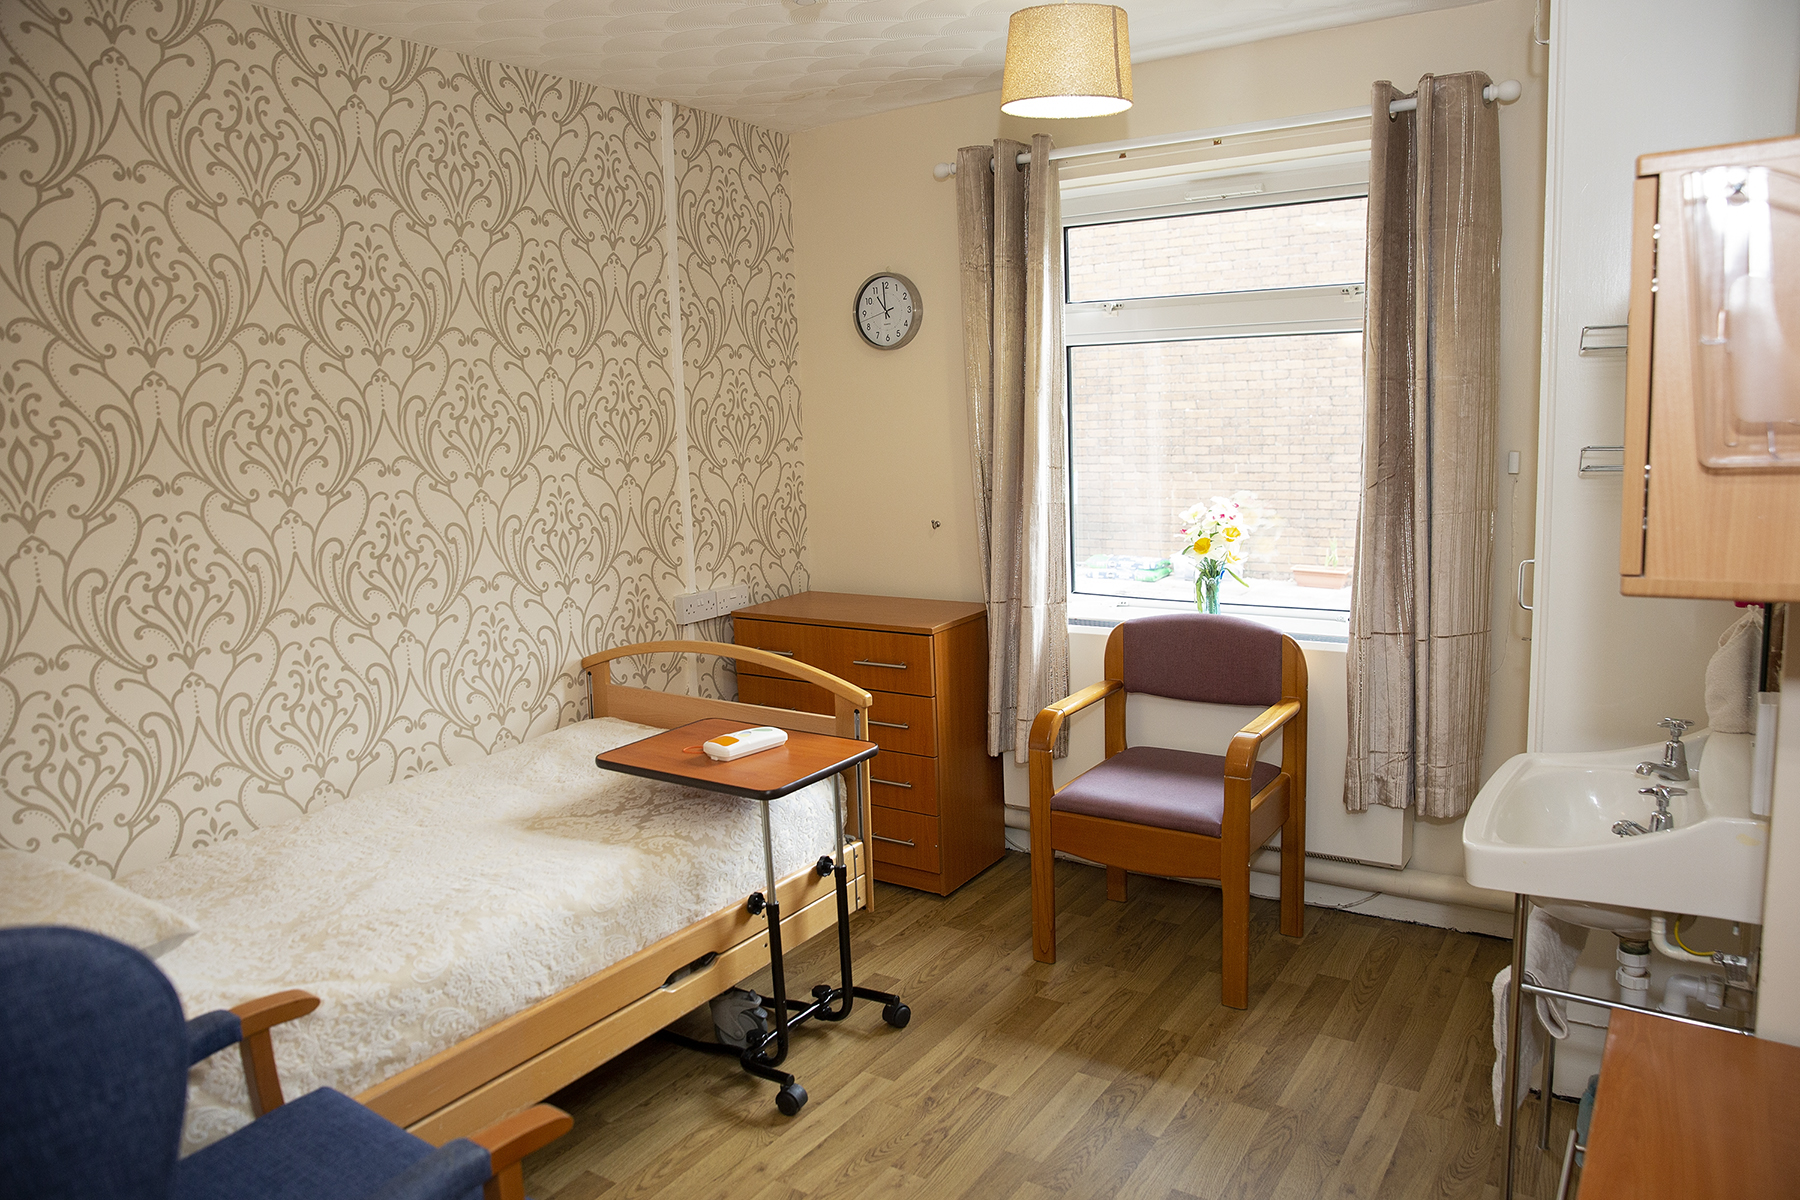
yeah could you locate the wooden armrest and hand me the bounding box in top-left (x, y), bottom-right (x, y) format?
top-left (472, 1105), bottom-right (575, 1200)
top-left (1029, 680), bottom-right (1122, 753)
top-left (228, 990), bottom-right (320, 1119)
top-left (1224, 700), bottom-right (1302, 779)
top-left (230, 990), bottom-right (320, 1036)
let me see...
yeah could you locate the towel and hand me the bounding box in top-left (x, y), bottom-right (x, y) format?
top-left (1491, 909), bottom-right (1590, 1123)
top-left (1705, 610), bottom-right (1762, 734)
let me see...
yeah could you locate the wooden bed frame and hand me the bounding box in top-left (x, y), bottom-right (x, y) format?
top-left (353, 640), bottom-right (878, 1144)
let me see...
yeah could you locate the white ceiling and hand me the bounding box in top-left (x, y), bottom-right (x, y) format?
top-left (274, 0), bottom-right (1480, 132)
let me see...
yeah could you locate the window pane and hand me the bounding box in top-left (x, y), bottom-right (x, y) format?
top-left (1069, 334), bottom-right (1362, 612)
top-left (1067, 198), bottom-right (1367, 303)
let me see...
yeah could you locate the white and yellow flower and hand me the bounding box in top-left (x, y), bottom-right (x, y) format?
top-left (1176, 492), bottom-right (1272, 590)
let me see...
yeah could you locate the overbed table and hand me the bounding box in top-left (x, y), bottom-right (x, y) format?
top-left (594, 718), bottom-right (910, 1115)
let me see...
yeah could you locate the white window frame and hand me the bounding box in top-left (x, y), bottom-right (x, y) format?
top-left (1061, 153), bottom-right (1371, 641)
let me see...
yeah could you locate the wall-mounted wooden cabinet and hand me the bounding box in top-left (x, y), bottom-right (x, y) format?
top-left (1622, 134), bottom-right (1800, 600)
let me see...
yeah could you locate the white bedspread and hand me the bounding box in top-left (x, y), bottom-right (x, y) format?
top-left (123, 718), bottom-right (840, 1151)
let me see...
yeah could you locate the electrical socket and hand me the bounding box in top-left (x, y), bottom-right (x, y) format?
top-left (717, 583), bottom-right (750, 614)
top-left (675, 583), bottom-right (751, 625)
top-left (673, 591), bottom-right (711, 625)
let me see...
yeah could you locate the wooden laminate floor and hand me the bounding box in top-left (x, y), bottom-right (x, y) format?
top-left (524, 852), bottom-right (1576, 1200)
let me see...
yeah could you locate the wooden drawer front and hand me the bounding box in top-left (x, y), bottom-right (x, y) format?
top-left (735, 672), bottom-right (832, 716)
top-left (731, 678), bottom-right (937, 756)
top-left (867, 749), bottom-right (937, 816)
top-left (870, 806), bottom-right (939, 873)
top-left (822, 627), bottom-right (934, 696)
top-left (734, 619), bottom-right (935, 697)
top-left (733, 618), bottom-right (833, 681)
top-left (863, 690), bottom-right (935, 757)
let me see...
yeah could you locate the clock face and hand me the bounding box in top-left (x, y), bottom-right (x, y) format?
top-left (855, 273), bottom-right (921, 349)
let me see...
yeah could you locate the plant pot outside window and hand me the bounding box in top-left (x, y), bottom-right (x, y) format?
top-left (1291, 565), bottom-right (1350, 589)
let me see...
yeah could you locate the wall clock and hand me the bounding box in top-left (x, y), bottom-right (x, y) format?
top-left (854, 272), bottom-right (923, 349)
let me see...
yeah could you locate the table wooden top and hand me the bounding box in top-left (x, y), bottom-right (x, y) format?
top-left (593, 718), bottom-right (877, 802)
top-left (732, 591), bottom-right (986, 635)
top-left (1580, 1007), bottom-right (1800, 1198)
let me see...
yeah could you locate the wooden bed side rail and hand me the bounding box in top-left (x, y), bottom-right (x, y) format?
top-left (581, 640), bottom-right (873, 715)
top-left (357, 841), bottom-right (865, 1131)
top-left (401, 874), bottom-right (852, 1145)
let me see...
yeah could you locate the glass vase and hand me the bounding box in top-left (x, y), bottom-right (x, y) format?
top-left (1196, 572), bottom-right (1222, 615)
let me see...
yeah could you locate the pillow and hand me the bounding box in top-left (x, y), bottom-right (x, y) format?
top-left (0, 851), bottom-right (199, 958)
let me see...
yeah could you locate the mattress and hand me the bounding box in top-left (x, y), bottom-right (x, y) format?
top-left (123, 717), bottom-right (840, 1151)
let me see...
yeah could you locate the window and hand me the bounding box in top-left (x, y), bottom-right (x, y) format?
top-left (1063, 163), bottom-right (1368, 631)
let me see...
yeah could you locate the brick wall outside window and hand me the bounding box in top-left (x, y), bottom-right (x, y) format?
top-left (1068, 198), bottom-right (1366, 302)
top-left (1067, 198), bottom-right (1366, 584)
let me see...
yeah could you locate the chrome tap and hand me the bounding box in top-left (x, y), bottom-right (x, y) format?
top-left (1635, 717), bottom-right (1693, 782)
top-left (1638, 784), bottom-right (1685, 832)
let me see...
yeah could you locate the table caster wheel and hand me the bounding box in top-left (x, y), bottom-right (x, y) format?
top-left (776, 1082), bottom-right (808, 1116)
top-left (882, 1002), bottom-right (911, 1029)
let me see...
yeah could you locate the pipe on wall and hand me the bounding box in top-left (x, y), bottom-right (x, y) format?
top-left (1002, 825), bottom-right (1514, 915)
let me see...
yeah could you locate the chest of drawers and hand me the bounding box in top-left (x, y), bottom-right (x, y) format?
top-left (732, 592), bottom-right (1004, 895)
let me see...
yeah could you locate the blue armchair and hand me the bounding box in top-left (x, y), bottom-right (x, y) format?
top-left (0, 926), bottom-right (571, 1200)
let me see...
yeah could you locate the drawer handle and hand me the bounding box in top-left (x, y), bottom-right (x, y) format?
top-left (870, 777), bottom-right (912, 789)
top-left (872, 834), bottom-right (916, 847)
top-left (853, 659), bottom-right (908, 670)
top-left (869, 720), bottom-right (910, 730)
top-left (760, 649), bottom-right (796, 658)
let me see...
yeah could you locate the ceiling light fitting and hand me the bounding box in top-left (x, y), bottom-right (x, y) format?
top-left (1000, 3), bottom-right (1133, 120)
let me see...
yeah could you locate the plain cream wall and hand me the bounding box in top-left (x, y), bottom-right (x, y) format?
top-left (791, 0), bottom-right (1548, 854)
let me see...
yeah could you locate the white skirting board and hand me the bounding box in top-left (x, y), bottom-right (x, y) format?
top-left (1003, 834), bottom-right (1515, 938)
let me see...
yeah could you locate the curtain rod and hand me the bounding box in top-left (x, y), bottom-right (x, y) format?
top-left (930, 78), bottom-right (1521, 179)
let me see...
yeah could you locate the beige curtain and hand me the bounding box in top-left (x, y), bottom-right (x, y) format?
top-left (1346, 73), bottom-right (1502, 819)
top-left (956, 135), bottom-right (1070, 763)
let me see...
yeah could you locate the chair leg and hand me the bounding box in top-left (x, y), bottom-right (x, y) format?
top-left (1221, 855), bottom-right (1250, 1009)
top-left (1106, 864), bottom-right (1128, 902)
top-left (1279, 809), bottom-right (1305, 940)
top-left (1031, 832), bottom-right (1057, 964)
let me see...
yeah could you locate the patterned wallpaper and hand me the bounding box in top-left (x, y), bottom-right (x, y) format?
top-left (0, 0), bottom-right (807, 877)
top-left (676, 108), bottom-right (804, 701)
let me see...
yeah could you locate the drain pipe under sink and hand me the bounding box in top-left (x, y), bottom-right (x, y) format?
top-left (1649, 912), bottom-right (1713, 964)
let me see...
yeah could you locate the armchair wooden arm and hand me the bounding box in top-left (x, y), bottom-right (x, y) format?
top-left (1224, 699), bottom-right (1302, 781)
top-left (1028, 680), bottom-right (1121, 754)
top-left (471, 1105), bottom-right (575, 1200)
top-left (229, 989), bottom-right (321, 1118)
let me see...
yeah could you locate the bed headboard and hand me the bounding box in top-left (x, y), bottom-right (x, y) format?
top-left (578, 640), bottom-right (872, 740)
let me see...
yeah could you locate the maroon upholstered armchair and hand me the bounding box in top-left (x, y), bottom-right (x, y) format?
top-left (1027, 613), bottom-right (1308, 1009)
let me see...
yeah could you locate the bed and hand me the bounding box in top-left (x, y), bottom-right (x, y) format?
top-left (121, 640), bottom-right (878, 1150)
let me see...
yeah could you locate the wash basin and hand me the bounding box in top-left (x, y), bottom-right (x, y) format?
top-left (1463, 733), bottom-right (1767, 925)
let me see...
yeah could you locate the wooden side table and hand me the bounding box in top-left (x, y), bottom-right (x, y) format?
top-left (732, 592), bottom-right (1005, 895)
top-left (1578, 1007), bottom-right (1800, 1198)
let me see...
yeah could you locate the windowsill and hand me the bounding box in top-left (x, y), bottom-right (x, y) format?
top-left (1066, 590), bottom-right (1350, 648)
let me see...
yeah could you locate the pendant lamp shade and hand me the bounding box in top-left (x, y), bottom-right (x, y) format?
top-left (1000, 4), bottom-right (1133, 119)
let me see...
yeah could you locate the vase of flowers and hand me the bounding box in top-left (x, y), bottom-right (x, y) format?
top-left (1177, 494), bottom-right (1257, 615)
